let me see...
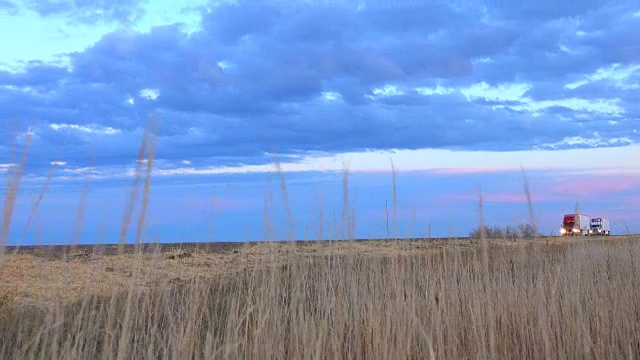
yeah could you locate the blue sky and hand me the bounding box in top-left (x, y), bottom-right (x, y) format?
top-left (1, 0), bottom-right (640, 245)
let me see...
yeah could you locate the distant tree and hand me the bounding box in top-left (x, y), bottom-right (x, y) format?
top-left (504, 225), bottom-right (519, 241)
top-left (469, 223), bottom-right (543, 240)
top-left (518, 223), bottom-right (540, 238)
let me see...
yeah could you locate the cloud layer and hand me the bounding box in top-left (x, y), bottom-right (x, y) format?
top-left (1, 1), bottom-right (640, 174)
top-left (1, 0), bottom-right (147, 23)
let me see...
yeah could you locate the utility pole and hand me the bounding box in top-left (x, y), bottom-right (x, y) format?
top-left (385, 200), bottom-right (390, 239)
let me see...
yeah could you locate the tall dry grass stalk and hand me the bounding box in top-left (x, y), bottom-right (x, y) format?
top-left (315, 189), bottom-right (324, 241)
top-left (22, 161), bottom-right (58, 236)
top-left (135, 124), bottom-right (158, 248)
top-left (118, 119), bottom-right (152, 254)
top-left (477, 187), bottom-right (486, 242)
top-left (208, 194), bottom-right (218, 243)
top-left (1, 131), bottom-right (32, 265)
top-left (73, 149), bottom-right (95, 246)
top-left (521, 168), bottom-right (551, 356)
top-left (341, 163), bottom-right (351, 240)
top-left (262, 188), bottom-right (274, 241)
top-left (522, 167), bottom-right (538, 239)
top-left (391, 158), bottom-right (398, 239)
top-left (274, 153), bottom-right (295, 241)
top-left (477, 186), bottom-right (496, 358)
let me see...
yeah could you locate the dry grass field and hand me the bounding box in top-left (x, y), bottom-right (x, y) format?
top-left (2, 236), bottom-right (640, 359)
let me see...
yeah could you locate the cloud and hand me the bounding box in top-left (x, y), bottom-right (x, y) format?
top-left (446, 192), bottom-right (552, 204)
top-left (541, 134), bottom-right (634, 149)
top-left (461, 82), bottom-right (531, 102)
top-left (626, 197), bottom-right (640, 207)
top-left (0, 63), bottom-right (71, 86)
top-left (50, 123), bottom-right (121, 135)
top-left (139, 88), bottom-right (159, 100)
top-left (565, 63), bottom-right (640, 90)
top-left (37, 144), bottom-right (640, 184)
top-left (0, 0), bottom-right (17, 10)
top-left (1, 2), bottom-right (640, 175)
top-left (0, 163), bottom-right (15, 174)
top-left (414, 85), bottom-right (454, 96)
top-left (371, 85), bottom-right (404, 97)
top-left (24, 0), bottom-right (147, 24)
top-left (549, 176), bottom-right (640, 197)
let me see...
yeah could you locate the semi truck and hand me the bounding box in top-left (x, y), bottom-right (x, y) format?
top-left (560, 213), bottom-right (590, 236)
top-left (590, 217), bottom-right (611, 236)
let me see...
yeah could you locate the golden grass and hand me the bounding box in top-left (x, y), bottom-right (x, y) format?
top-left (0, 239), bottom-right (474, 308)
top-left (1, 236), bottom-right (639, 358)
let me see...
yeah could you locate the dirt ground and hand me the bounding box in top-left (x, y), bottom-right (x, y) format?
top-left (1, 236), bottom-right (634, 308)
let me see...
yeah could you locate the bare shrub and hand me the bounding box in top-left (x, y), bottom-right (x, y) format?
top-left (470, 223), bottom-right (544, 240)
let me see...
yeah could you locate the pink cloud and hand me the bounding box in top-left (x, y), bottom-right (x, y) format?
top-left (445, 193), bottom-right (552, 203)
top-left (549, 176), bottom-right (640, 197)
top-left (428, 167), bottom-right (517, 175)
top-left (144, 196), bottom-right (255, 227)
top-left (334, 167), bottom-right (520, 176)
top-left (597, 208), bottom-right (640, 222)
top-left (625, 197), bottom-right (640, 207)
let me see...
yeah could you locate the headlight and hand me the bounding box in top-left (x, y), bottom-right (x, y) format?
top-left (560, 228), bottom-right (566, 234)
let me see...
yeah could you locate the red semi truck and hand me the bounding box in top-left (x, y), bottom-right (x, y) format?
top-left (560, 213), bottom-right (591, 236)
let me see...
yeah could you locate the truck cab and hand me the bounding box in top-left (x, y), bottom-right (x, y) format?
top-left (589, 217), bottom-right (611, 236)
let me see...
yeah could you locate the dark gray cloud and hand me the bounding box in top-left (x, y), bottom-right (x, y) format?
top-left (1, 1), bottom-right (640, 173)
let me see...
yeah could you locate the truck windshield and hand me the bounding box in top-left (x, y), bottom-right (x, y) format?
top-left (563, 221), bottom-right (575, 227)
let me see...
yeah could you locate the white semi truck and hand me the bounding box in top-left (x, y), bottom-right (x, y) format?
top-left (589, 217), bottom-right (611, 236)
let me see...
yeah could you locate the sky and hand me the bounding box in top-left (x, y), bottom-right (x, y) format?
top-left (1, 0), bottom-right (640, 245)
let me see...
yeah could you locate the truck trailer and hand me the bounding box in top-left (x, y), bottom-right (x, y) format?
top-left (590, 217), bottom-right (611, 236)
top-left (560, 213), bottom-right (591, 236)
